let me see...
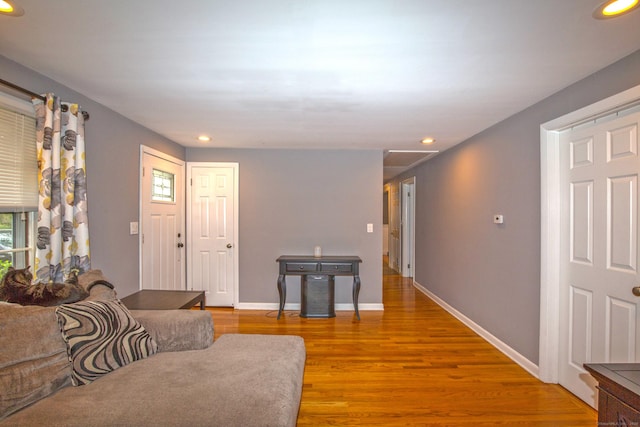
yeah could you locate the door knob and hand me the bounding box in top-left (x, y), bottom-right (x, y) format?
top-left (633, 287), bottom-right (640, 297)
top-left (226, 243), bottom-right (233, 249)
top-left (177, 243), bottom-right (184, 248)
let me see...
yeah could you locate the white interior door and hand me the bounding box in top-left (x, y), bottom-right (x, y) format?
top-left (140, 147), bottom-right (185, 291)
top-left (401, 178), bottom-right (415, 278)
top-left (559, 109), bottom-right (640, 406)
top-left (187, 163), bottom-right (238, 307)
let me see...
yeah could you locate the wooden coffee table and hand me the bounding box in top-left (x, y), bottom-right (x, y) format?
top-left (121, 290), bottom-right (205, 310)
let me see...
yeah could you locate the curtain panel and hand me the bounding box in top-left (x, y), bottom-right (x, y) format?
top-left (32, 94), bottom-right (90, 283)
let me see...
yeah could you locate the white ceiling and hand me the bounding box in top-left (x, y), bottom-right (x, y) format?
top-left (1, 0), bottom-right (640, 177)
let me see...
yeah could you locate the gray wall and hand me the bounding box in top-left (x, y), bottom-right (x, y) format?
top-left (1, 55), bottom-right (383, 305)
top-left (1, 55), bottom-right (185, 296)
top-left (388, 49), bottom-right (640, 365)
top-left (186, 148), bottom-right (383, 306)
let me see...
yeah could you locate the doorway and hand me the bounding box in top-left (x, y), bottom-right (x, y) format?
top-left (540, 84), bottom-right (640, 406)
top-left (387, 182), bottom-right (401, 272)
top-left (401, 177), bottom-right (416, 278)
top-left (384, 178), bottom-right (415, 277)
top-left (559, 108), bottom-right (640, 406)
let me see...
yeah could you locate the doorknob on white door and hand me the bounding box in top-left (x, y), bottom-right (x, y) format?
top-left (226, 243), bottom-right (233, 249)
top-left (632, 287), bottom-right (640, 297)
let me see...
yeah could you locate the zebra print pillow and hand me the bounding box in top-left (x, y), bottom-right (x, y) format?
top-left (55, 299), bottom-right (158, 386)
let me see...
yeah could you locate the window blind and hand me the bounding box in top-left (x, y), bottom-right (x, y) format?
top-left (0, 103), bottom-right (38, 211)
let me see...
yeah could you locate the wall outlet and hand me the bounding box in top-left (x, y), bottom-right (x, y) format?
top-left (493, 214), bottom-right (504, 224)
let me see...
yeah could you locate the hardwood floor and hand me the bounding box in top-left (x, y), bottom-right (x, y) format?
top-left (206, 262), bottom-right (596, 426)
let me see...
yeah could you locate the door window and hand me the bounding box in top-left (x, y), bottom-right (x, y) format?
top-left (151, 168), bottom-right (175, 203)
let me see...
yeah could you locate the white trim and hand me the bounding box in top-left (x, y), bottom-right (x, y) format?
top-left (141, 145), bottom-right (185, 167)
top-left (236, 303), bottom-right (385, 311)
top-left (538, 129), bottom-right (562, 383)
top-left (139, 145), bottom-right (186, 290)
top-left (414, 280), bottom-right (540, 378)
top-left (539, 84), bottom-right (640, 383)
top-left (186, 162), bottom-right (240, 307)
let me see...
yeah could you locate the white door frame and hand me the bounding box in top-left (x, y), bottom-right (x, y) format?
top-left (539, 84), bottom-right (640, 382)
top-left (139, 145), bottom-right (186, 290)
top-left (186, 162), bottom-right (239, 307)
top-left (401, 177), bottom-right (416, 278)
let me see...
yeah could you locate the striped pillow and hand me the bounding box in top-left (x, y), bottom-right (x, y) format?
top-left (55, 300), bottom-right (158, 386)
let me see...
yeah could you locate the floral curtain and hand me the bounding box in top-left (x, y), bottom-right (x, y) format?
top-left (32, 94), bottom-right (90, 283)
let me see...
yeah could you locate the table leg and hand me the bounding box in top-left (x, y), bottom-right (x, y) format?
top-left (352, 275), bottom-right (361, 320)
top-left (277, 274), bottom-right (287, 319)
top-left (199, 295), bottom-right (205, 310)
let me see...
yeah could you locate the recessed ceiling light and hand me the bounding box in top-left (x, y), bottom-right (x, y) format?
top-left (421, 137), bottom-right (435, 145)
top-left (0, 0), bottom-right (24, 16)
top-left (593, 0), bottom-right (639, 19)
top-left (197, 135), bottom-right (212, 142)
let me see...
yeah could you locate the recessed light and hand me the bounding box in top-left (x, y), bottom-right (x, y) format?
top-left (421, 137), bottom-right (435, 145)
top-left (0, 0), bottom-right (24, 16)
top-left (197, 135), bottom-right (212, 142)
top-left (593, 0), bottom-right (639, 19)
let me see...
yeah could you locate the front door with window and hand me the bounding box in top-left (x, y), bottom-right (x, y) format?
top-left (140, 147), bottom-right (185, 291)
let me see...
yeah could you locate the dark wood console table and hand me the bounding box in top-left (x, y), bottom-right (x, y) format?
top-left (584, 363), bottom-right (640, 425)
top-left (121, 290), bottom-right (205, 310)
top-left (276, 255), bottom-right (362, 320)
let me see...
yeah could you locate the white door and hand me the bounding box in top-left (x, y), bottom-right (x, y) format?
top-left (401, 178), bottom-right (415, 278)
top-left (389, 183), bottom-right (401, 272)
top-left (559, 109), bottom-right (640, 406)
top-left (187, 163), bottom-right (238, 306)
top-left (140, 147), bottom-right (185, 291)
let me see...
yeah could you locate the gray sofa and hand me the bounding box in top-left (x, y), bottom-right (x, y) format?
top-left (0, 272), bottom-right (306, 426)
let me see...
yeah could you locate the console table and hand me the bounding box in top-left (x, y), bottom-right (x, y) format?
top-left (276, 255), bottom-right (362, 320)
top-left (584, 363), bottom-right (640, 425)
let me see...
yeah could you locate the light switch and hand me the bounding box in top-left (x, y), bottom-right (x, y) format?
top-left (130, 222), bottom-right (139, 235)
top-left (367, 223), bottom-right (373, 233)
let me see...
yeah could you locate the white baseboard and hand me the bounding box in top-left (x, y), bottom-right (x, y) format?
top-left (235, 302), bottom-right (384, 311)
top-left (413, 281), bottom-right (540, 379)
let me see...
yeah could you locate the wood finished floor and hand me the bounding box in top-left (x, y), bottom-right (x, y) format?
top-left (205, 262), bottom-right (596, 426)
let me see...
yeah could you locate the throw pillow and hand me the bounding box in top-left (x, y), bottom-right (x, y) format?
top-left (55, 299), bottom-right (158, 386)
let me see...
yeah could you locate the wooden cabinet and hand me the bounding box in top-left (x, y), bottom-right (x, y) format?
top-left (584, 363), bottom-right (640, 426)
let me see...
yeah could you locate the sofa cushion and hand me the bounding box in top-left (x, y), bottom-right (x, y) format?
top-left (55, 300), bottom-right (158, 386)
top-left (130, 309), bottom-right (214, 352)
top-left (77, 269), bottom-right (117, 301)
top-left (0, 302), bottom-right (71, 420)
top-left (0, 334), bottom-right (306, 427)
